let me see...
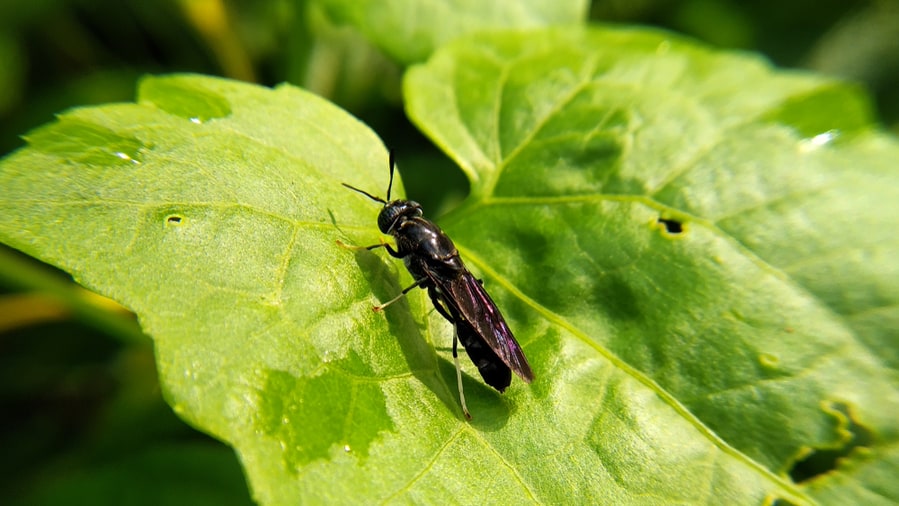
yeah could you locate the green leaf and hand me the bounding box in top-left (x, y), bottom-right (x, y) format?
top-left (405, 26), bottom-right (899, 504)
top-left (313, 0), bottom-right (589, 64)
top-left (0, 74), bottom-right (410, 503)
top-left (2, 23), bottom-right (898, 504)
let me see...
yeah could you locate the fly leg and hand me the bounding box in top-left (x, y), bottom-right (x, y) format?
top-left (427, 286), bottom-right (454, 323)
top-left (336, 239), bottom-right (404, 258)
top-left (427, 287), bottom-right (471, 420)
top-left (337, 240), bottom-right (416, 311)
top-left (452, 325), bottom-right (472, 420)
top-left (372, 277), bottom-right (427, 312)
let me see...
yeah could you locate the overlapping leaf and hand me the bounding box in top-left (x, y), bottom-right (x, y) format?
top-left (313, 0), bottom-right (588, 63)
top-left (405, 26), bottom-right (899, 504)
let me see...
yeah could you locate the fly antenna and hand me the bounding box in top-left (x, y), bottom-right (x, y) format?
top-left (386, 150), bottom-right (396, 202)
top-left (342, 183), bottom-right (386, 205)
top-left (341, 150), bottom-right (396, 205)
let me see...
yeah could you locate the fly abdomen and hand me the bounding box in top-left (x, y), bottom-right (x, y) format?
top-left (456, 321), bottom-right (512, 392)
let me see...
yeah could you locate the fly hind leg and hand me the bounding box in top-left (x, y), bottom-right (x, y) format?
top-left (452, 325), bottom-right (472, 420)
top-left (427, 287), bottom-right (471, 420)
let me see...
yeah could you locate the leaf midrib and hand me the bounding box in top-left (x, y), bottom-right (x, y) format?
top-left (455, 240), bottom-right (811, 503)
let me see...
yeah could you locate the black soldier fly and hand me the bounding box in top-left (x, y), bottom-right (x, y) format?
top-left (340, 153), bottom-right (534, 418)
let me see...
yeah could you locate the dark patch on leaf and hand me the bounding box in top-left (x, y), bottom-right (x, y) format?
top-left (771, 498), bottom-right (801, 506)
top-left (593, 272), bottom-right (641, 321)
top-left (258, 367), bottom-right (394, 469)
top-left (789, 402), bottom-right (873, 483)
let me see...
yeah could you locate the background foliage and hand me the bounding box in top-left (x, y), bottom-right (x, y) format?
top-left (1, 0), bottom-right (898, 504)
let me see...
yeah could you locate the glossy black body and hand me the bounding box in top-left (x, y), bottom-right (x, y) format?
top-left (344, 161), bottom-right (534, 393)
top-left (378, 200), bottom-right (534, 391)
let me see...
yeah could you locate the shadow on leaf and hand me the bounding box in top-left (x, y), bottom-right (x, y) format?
top-left (351, 246), bottom-right (510, 424)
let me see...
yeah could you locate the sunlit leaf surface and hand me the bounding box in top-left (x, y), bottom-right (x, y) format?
top-left (2, 25), bottom-right (898, 505)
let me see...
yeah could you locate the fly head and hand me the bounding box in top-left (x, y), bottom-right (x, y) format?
top-left (378, 200), bottom-right (422, 234)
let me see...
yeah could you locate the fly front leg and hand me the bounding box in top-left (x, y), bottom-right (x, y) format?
top-left (373, 277), bottom-right (427, 312)
top-left (336, 238), bottom-right (405, 259)
top-left (338, 239), bottom-right (417, 311)
top-left (366, 241), bottom-right (404, 259)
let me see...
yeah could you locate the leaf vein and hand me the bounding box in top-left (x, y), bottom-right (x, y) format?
top-left (379, 427), bottom-right (464, 504)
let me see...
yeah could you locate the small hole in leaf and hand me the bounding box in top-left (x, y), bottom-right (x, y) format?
top-left (166, 215), bottom-right (184, 225)
top-left (789, 402), bottom-right (873, 483)
top-left (657, 217), bottom-right (683, 234)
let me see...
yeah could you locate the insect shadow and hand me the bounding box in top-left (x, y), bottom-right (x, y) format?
top-left (342, 236), bottom-right (513, 427)
top-left (329, 229), bottom-right (510, 431)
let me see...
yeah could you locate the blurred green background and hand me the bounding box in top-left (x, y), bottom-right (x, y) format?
top-left (2, 0), bottom-right (897, 503)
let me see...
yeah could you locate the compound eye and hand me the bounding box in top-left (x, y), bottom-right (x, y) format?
top-left (378, 204), bottom-right (404, 234)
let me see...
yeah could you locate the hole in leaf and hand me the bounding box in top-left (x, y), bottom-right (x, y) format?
top-left (789, 402), bottom-right (873, 483)
top-left (165, 215), bottom-right (184, 225)
top-left (657, 217), bottom-right (683, 234)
